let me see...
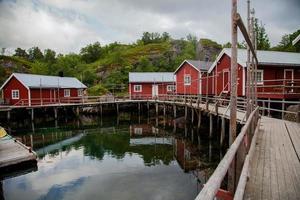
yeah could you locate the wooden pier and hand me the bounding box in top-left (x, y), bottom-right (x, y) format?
top-left (0, 136), bottom-right (37, 169)
top-left (244, 117), bottom-right (300, 200)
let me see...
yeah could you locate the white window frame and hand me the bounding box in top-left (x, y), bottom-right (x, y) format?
top-left (134, 85), bottom-right (142, 92)
top-left (78, 89), bottom-right (83, 96)
top-left (184, 74), bottom-right (191, 85)
top-left (256, 70), bottom-right (264, 85)
top-left (167, 85), bottom-right (175, 92)
top-left (64, 89), bottom-right (70, 97)
top-left (12, 90), bottom-right (20, 99)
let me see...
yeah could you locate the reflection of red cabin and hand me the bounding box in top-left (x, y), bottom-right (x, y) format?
top-left (208, 48), bottom-right (300, 99)
top-left (129, 72), bottom-right (175, 99)
top-left (174, 60), bottom-right (213, 95)
top-left (0, 73), bottom-right (87, 106)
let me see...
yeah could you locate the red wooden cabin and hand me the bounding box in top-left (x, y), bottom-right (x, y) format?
top-left (208, 48), bottom-right (300, 99)
top-left (0, 73), bottom-right (87, 106)
top-left (174, 60), bottom-right (213, 95)
top-left (129, 72), bottom-right (175, 99)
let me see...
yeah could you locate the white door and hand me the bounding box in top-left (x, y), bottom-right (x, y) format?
top-left (152, 85), bottom-right (159, 97)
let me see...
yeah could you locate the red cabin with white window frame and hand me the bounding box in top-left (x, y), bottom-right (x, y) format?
top-left (0, 73), bottom-right (87, 106)
top-left (129, 72), bottom-right (175, 99)
top-left (174, 60), bottom-right (213, 95)
top-left (208, 48), bottom-right (300, 99)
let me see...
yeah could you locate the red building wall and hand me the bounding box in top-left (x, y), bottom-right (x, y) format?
top-left (2, 76), bottom-right (28, 105)
top-left (211, 54), bottom-right (244, 96)
top-left (129, 82), bottom-right (175, 99)
top-left (175, 62), bottom-right (200, 95)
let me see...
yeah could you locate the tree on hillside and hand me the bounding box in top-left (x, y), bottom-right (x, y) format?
top-left (272, 29), bottom-right (300, 52)
top-left (140, 32), bottom-right (171, 45)
top-left (254, 18), bottom-right (270, 50)
top-left (14, 48), bottom-right (29, 59)
top-left (222, 42), bottom-right (246, 49)
top-left (80, 42), bottom-right (102, 63)
top-left (28, 47), bottom-right (44, 61)
top-left (44, 49), bottom-right (56, 63)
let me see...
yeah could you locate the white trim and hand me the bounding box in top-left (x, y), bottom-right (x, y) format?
top-left (174, 60), bottom-right (201, 74)
top-left (223, 69), bottom-right (229, 92)
top-left (28, 89), bottom-right (31, 106)
top-left (78, 89), bottom-right (83, 96)
top-left (167, 85), bottom-right (175, 92)
top-left (133, 85), bottom-right (142, 92)
top-left (284, 69), bottom-right (294, 80)
top-left (199, 72), bottom-right (203, 94)
top-left (184, 74), bottom-right (191, 85)
top-left (11, 90), bottom-right (20, 99)
top-left (242, 67), bottom-right (246, 96)
top-left (0, 73), bottom-right (30, 90)
top-left (129, 83), bottom-right (131, 96)
top-left (256, 69), bottom-right (264, 85)
top-left (64, 89), bottom-right (70, 97)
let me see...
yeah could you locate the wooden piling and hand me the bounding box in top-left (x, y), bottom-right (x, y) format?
top-left (191, 108), bottom-right (194, 124)
top-left (173, 104), bottom-right (177, 118)
top-left (163, 104), bottom-right (166, 116)
top-left (185, 105), bottom-right (188, 120)
top-left (7, 110), bottom-right (10, 121)
top-left (281, 99), bottom-right (285, 119)
top-left (221, 117), bottom-right (225, 146)
top-left (209, 113), bottom-right (213, 138)
top-left (155, 103), bottom-right (158, 115)
top-left (197, 110), bottom-right (202, 129)
top-left (54, 107), bottom-right (58, 119)
top-left (31, 109), bottom-right (34, 121)
top-left (116, 103), bottom-right (119, 114)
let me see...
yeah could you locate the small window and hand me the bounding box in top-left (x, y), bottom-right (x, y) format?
top-left (64, 89), bottom-right (70, 97)
top-left (256, 70), bottom-right (264, 84)
top-left (184, 75), bottom-right (191, 85)
top-left (134, 128), bottom-right (143, 135)
top-left (12, 90), bottom-right (19, 99)
top-left (134, 85), bottom-right (142, 92)
top-left (78, 89), bottom-right (83, 96)
top-left (167, 85), bottom-right (175, 92)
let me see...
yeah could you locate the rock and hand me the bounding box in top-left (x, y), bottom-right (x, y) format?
top-left (284, 104), bottom-right (300, 122)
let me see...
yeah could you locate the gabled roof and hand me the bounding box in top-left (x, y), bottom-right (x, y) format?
top-left (292, 34), bottom-right (300, 45)
top-left (129, 72), bottom-right (175, 83)
top-left (174, 59), bottom-right (213, 74)
top-left (208, 48), bottom-right (300, 73)
top-left (0, 73), bottom-right (87, 90)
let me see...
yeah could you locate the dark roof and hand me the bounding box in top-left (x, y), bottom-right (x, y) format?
top-left (186, 60), bottom-right (213, 71)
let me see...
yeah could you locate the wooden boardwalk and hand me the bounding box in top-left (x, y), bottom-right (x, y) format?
top-left (0, 137), bottom-right (37, 168)
top-left (244, 117), bottom-right (300, 200)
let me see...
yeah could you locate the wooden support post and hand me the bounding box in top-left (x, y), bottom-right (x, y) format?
top-left (7, 110), bottom-right (11, 121)
top-left (163, 104), bottom-right (166, 116)
top-left (138, 102), bottom-right (141, 114)
top-left (197, 110), bottom-right (202, 129)
top-left (76, 107), bottom-right (80, 117)
top-left (191, 128), bottom-right (194, 143)
top-left (206, 101), bottom-right (209, 111)
top-left (30, 134), bottom-right (33, 149)
top-left (262, 101), bottom-right (265, 116)
top-left (209, 113), bottom-right (213, 138)
top-left (221, 117), bottom-right (225, 146)
top-left (31, 109), bottom-right (34, 121)
top-left (155, 103), bottom-right (158, 116)
top-left (281, 99), bottom-right (285, 119)
top-left (100, 104), bottom-right (103, 116)
top-left (191, 108), bottom-right (194, 124)
top-left (116, 103), bottom-right (119, 115)
top-left (173, 104), bottom-right (177, 118)
top-left (54, 107), bottom-right (58, 120)
top-left (185, 105), bottom-right (188, 120)
top-left (268, 98), bottom-right (271, 117)
top-left (228, 0), bottom-right (237, 193)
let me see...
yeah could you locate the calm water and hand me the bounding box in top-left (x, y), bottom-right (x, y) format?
top-left (1, 113), bottom-right (223, 200)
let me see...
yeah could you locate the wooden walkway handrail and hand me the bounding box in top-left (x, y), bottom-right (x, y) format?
top-left (195, 107), bottom-right (259, 200)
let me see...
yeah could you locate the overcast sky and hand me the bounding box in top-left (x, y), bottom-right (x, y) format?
top-left (0, 0), bottom-right (299, 54)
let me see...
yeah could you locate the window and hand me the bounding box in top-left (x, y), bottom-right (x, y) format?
top-left (184, 75), bottom-right (191, 85)
top-left (134, 85), bottom-right (142, 92)
top-left (12, 90), bottom-right (19, 99)
top-left (78, 89), bottom-right (83, 96)
top-left (256, 70), bottom-right (264, 84)
top-left (167, 85), bottom-right (175, 92)
top-left (134, 128), bottom-right (143, 135)
top-left (64, 89), bottom-right (70, 97)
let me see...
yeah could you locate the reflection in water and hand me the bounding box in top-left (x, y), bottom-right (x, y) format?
top-left (1, 113), bottom-right (222, 200)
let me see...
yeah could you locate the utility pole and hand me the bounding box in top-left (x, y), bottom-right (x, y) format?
top-left (230, 0), bottom-right (237, 145)
top-left (246, 0), bottom-right (251, 119)
top-left (251, 9), bottom-right (256, 108)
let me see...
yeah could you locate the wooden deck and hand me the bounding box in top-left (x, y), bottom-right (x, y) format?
top-left (0, 137), bottom-right (37, 168)
top-left (244, 117), bottom-right (300, 200)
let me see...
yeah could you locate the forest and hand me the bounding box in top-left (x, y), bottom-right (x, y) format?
top-left (1, 24), bottom-right (299, 96)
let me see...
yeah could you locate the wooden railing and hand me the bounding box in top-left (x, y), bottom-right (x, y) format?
top-left (195, 107), bottom-right (260, 200)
